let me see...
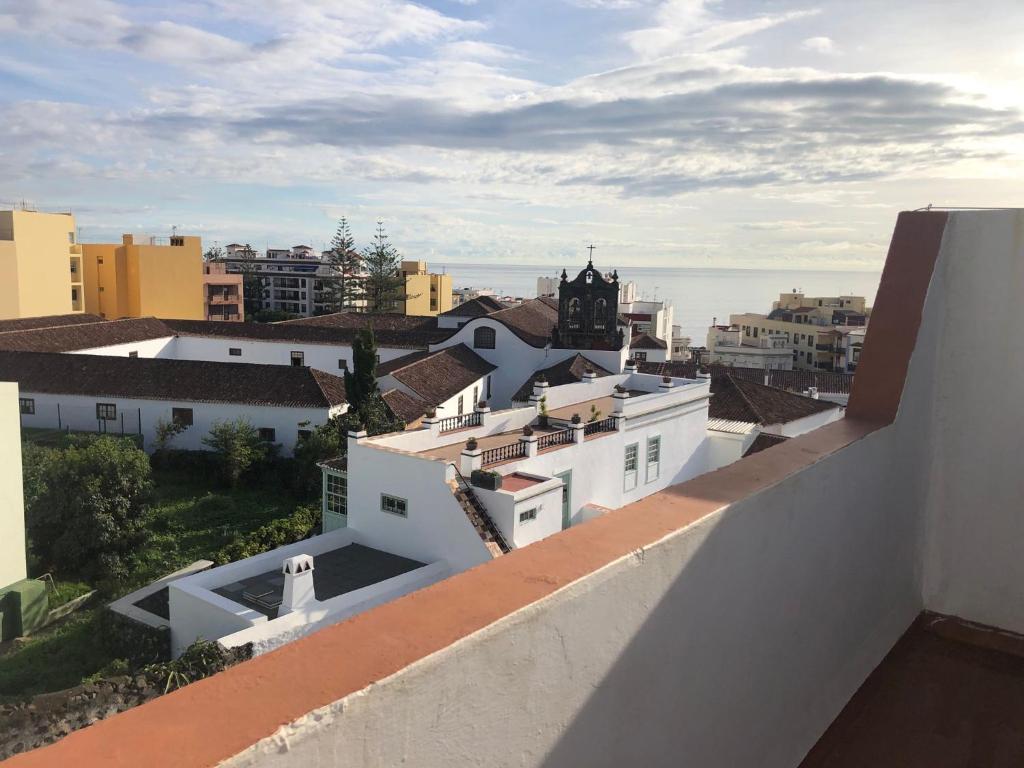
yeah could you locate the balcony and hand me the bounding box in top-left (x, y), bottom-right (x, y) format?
top-left (207, 291), bottom-right (239, 304)
top-left (20, 210), bottom-right (1024, 768)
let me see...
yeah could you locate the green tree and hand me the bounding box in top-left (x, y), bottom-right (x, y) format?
top-left (361, 220), bottom-right (412, 313)
top-left (25, 437), bottom-right (153, 581)
top-left (324, 217), bottom-right (364, 313)
top-left (202, 417), bottom-right (267, 488)
top-left (152, 417), bottom-right (188, 453)
top-left (292, 425), bottom-right (342, 499)
top-left (203, 245), bottom-right (224, 262)
top-left (344, 327), bottom-right (379, 412)
top-left (234, 244), bottom-right (266, 318)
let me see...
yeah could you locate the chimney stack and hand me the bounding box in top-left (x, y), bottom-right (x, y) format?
top-left (280, 554), bottom-right (316, 615)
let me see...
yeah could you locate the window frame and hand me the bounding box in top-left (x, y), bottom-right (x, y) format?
top-left (96, 402), bottom-right (117, 421)
top-left (325, 472), bottom-right (348, 518)
top-left (518, 507), bottom-right (538, 524)
top-left (381, 493), bottom-right (408, 518)
top-left (258, 427), bottom-right (277, 443)
top-left (338, 359), bottom-right (348, 371)
top-left (19, 397), bottom-right (34, 415)
top-left (457, 394), bottom-right (464, 415)
top-left (171, 407), bottom-right (194, 427)
top-left (229, 347), bottom-right (242, 357)
top-left (646, 435), bottom-right (661, 483)
top-left (290, 350), bottom-right (305, 367)
top-left (624, 442), bottom-right (639, 491)
top-left (473, 326), bottom-right (497, 350)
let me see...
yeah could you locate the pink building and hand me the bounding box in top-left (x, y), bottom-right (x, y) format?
top-left (202, 262), bottom-right (243, 322)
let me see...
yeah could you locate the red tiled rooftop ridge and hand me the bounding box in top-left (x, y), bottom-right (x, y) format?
top-left (5, 211), bottom-right (948, 768)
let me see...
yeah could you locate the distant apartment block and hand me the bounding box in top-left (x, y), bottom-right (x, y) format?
top-left (706, 323), bottom-right (794, 370)
top-left (81, 234), bottom-right (205, 320)
top-left (202, 262), bottom-right (244, 322)
top-left (399, 260), bottom-right (452, 317)
top-left (0, 209), bottom-right (83, 319)
top-left (730, 291), bottom-right (870, 372)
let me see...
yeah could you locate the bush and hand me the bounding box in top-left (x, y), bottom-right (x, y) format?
top-left (143, 639), bottom-right (252, 693)
top-left (148, 447), bottom-right (220, 476)
top-left (97, 608), bottom-right (170, 667)
top-left (215, 505), bottom-right (320, 564)
top-left (202, 418), bottom-right (267, 488)
top-left (26, 437), bottom-right (153, 582)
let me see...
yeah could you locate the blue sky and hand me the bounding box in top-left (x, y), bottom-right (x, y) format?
top-left (1, 0), bottom-right (1022, 268)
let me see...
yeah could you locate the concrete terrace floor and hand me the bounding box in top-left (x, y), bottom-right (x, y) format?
top-left (546, 390), bottom-right (646, 421)
top-left (213, 544), bottom-right (425, 619)
top-left (800, 614), bottom-right (1024, 767)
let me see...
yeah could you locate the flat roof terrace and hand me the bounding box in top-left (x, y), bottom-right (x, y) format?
top-left (546, 390), bottom-right (646, 421)
top-left (212, 544), bottom-right (425, 619)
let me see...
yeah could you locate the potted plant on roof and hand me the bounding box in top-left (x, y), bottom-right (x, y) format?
top-left (522, 424), bottom-right (534, 437)
top-left (471, 468), bottom-right (502, 491)
top-left (537, 395), bottom-right (549, 429)
top-left (571, 413), bottom-right (582, 425)
top-left (588, 403), bottom-right (602, 422)
top-left (466, 436), bottom-right (478, 451)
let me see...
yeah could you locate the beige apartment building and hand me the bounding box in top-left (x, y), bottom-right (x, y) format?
top-left (400, 260), bottom-right (453, 316)
top-left (0, 209), bottom-right (83, 319)
top-left (773, 291), bottom-right (868, 314)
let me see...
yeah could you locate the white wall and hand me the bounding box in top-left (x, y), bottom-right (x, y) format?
top-left (172, 335), bottom-right (411, 373)
top-left (226, 422), bottom-right (925, 768)
top-left (472, 476), bottom-right (564, 548)
top-left (0, 382), bottom-right (26, 588)
top-left (706, 429), bottom-right (758, 470)
top-left (347, 438), bottom-right (494, 571)
top-left (765, 407), bottom-right (843, 438)
top-left (16, 391), bottom-right (339, 457)
top-left (919, 210), bottom-right (1024, 634)
top-left (379, 372), bottom-right (491, 416)
top-left (75, 336), bottom-right (178, 358)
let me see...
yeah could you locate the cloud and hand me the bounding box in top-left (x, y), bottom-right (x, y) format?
top-left (802, 36), bottom-right (837, 55)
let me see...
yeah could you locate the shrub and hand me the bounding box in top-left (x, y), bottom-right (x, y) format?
top-left (214, 505), bottom-right (320, 564)
top-left (97, 608), bottom-right (170, 666)
top-left (152, 417), bottom-right (188, 453)
top-left (202, 418), bottom-right (267, 488)
top-left (26, 437), bottom-right (153, 581)
top-left (143, 639), bottom-right (252, 693)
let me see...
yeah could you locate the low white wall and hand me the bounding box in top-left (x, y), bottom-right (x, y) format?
top-left (172, 335), bottom-right (410, 373)
top-left (473, 475), bottom-right (563, 548)
top-left (227, 423), bottom-right (925, 768)
top-left (767, 407), bottom-right (843, 438)
top-left (368, 405), bottom-right (537, 453)
top-left (218, 561), bottom-right (451, 657)
top-left (16, 392), bottom-right (336, 456)
top-left (0, 382), bottom-right (26, 588)
top-left (706, 429), bottom-right (757, 470)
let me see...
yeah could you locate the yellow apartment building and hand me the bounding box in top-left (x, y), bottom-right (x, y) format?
top-left (0, 209), bottom-right (83, 320)
top-left (773, 291), bottom-right (868, 314)
top-left (400, 260), bottom-right (452, 316)
top-left (81, 234), bottom-right (205, 320)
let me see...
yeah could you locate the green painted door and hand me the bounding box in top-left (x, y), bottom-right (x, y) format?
top-left (555, 470), bottom-right (572, 529)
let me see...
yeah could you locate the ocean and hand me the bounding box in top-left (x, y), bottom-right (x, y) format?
top-left (433, 263), bottom-right (883, 344)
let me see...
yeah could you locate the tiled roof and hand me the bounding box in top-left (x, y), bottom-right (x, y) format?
top-left (622, 312), bottom-right (652, 322)
top-left (382, 344), bottom-right (496, 407)
top-left (709, 374), bottom-right (837, 426)
top-left (165, 318), bottom-right (445, 349)
top-left (442, 296), bottom-right (507, 318)
top-left (0, 351), bottom-right (347, 408)
top-left (511, 353), bottom-right (614, 401)
top-left (638, 361), bottom-right (854, 395)
top-left (0, 314), bottom-right (105, 333)
top-left (706, 418), bottom-right (758, 435)
top-left (381, 389), bottom-right (430, 423)
top-left (319, 457), bottom-right (348, 471)
top-left (375, 350), bottom-right (432, 376)
top-left (630, 332), bottom-right (667, 350)
top-left (474, 298), bottom-right (558, 348)
top-left (278, 312), bottom-right (442, 334)
top-left (742, 432), bottom-right (789, 457)
top-left (0, 317), bottom-right (174, 353)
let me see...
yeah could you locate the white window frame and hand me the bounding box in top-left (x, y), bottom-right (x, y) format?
top-left (646, 435), bottom-right (661, 483)
top-left (325, 472), bottom-right (347, 518)
top-left (624, 443), bottom-right (639, 492)
top-left (381, 493), bottom-right (408, 518)
top-left (518, 507), bottom-right (538, 524)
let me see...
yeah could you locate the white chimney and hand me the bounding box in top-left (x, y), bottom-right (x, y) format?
top-left (280, 554), bottom-right (316, 615)
top-left (807, 386), bottom-right (819, 399)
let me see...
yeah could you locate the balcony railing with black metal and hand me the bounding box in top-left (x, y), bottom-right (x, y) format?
top-left (481, 441), bottom-right (527, 467)
top-left (537, 429), bottom-right (573, 451)
top-left (584, 416), bottom-right (617, 436)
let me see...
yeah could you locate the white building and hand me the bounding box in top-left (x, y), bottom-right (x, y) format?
top-left (0, 381), bottom-right (26, 591)
top-left (620, 299), bottom-right (674, 349)
top-left (706, 324), bottom-right (794, 370)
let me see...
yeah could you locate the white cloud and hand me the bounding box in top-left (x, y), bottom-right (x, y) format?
top-left (802, 36), bottom-right (837, 55)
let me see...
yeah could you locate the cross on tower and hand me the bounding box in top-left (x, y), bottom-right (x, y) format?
top-left (587, 243), bottom-right (596, 261)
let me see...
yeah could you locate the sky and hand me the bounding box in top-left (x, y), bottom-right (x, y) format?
top-left (1, 0), bottom-right (1022, 269)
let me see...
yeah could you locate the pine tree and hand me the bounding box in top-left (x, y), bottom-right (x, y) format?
top-left (344, 327), bottom-right (379, 413)
top-left (324, 217), bottom-right (363, 313)
top-left (361, 220), bottom-right (412, 314)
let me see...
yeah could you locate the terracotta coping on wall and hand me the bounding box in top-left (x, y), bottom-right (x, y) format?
top-left (6, 211), bottom-right (949, 768)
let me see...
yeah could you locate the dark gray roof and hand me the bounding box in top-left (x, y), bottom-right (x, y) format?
top-left (0, 314), bottom-right (106, 333)
top-left (0, 317), bottom-right (173, 352)
top-left (511, 353), bottom-right (614, 401)
top-left (0, 351), bottom-right (347, 408)
top-left (380, 344), bottom-right (496, 407)
top-left (165, 318), bottom-right (445, 350)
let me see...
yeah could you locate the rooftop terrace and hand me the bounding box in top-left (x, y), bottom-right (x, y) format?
top-left (11, 210), bottom-right (1024, 768)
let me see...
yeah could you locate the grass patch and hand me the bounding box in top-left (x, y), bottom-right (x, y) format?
top-left (1, 463), bottom-right (312, 700)
top-left (43, 580), bottom-right (94, 610)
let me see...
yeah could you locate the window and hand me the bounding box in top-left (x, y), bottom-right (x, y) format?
top-left (486, 375), bottom-right (492, 399)
top-left (96, 403), bottom-right (117, 421)
top-left (519, 507), bottom-right (538, 524)
top-left (128, 351), bottom-right (138, 358)
top-left (258, 427), bottom-right (276, 442)
top-left (752, 327), bottom-right (758, 338)
top-left (646, 435), bottom-right (661, 483)
top-left (290, 351), bottom-right (304, 366)
top-left (381, 494), bottom-right (408, 517)
top-left (375, 354), bottom-right (381, 364)
top-left (458, 395), bottom-right (464, 415)
top-left (68, 232), bottom-right (75, 244)
top-left (338, 359), bottom-right (348, 371)
top-left (594, 297), bottom-right (608, 330)
top-left (229, 347), bottom-right (242, 356)
top-left (19, 398), bottom-right (34, 415)
top-left (326, 472), bottom-right (347, 517)
top-left (807, 336), bottom-right (813, 347)
top-left (171, 408), bottom-right (193, 427)
top-left (473, 386), bottom-right (479, 406)
top-left (474, 326), bottom-right (496, 349)
top-left (624, 443), bottom-right (639, 491)
top-left (634, 351), bottom-right (647, 362)
top-left (806, 352), bottom-right (812, 363)
top-left (297, 429), bottom-right (312, 440)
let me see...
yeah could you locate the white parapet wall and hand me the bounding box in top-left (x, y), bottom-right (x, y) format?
top-left (168, 528), bottom-right (449, 657)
